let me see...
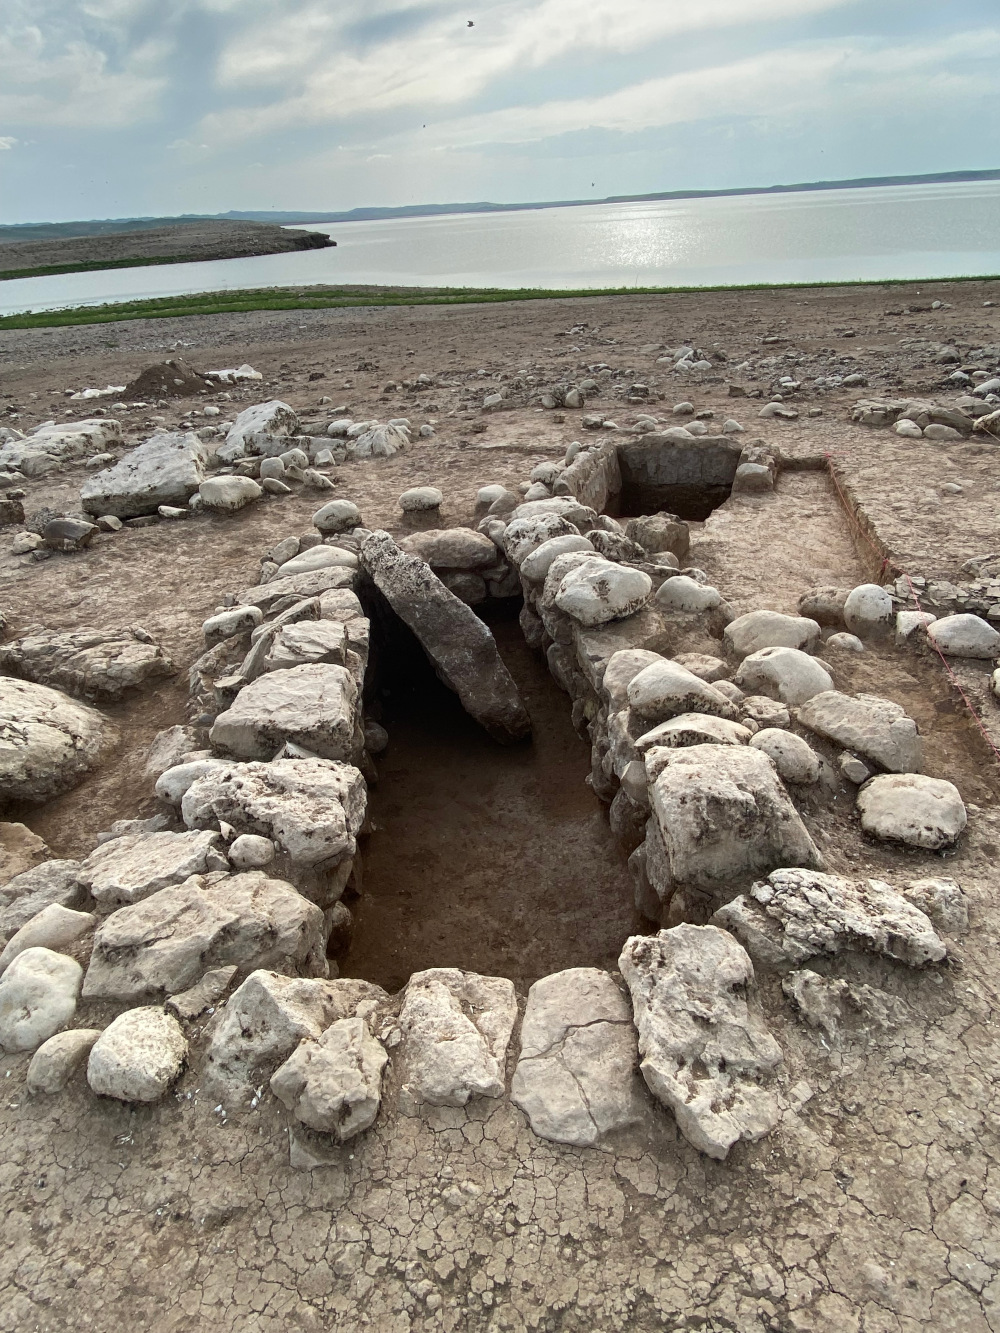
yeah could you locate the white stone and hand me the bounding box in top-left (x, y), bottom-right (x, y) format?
top-left (313, 499), bottom-right (362, 533)
top-left (276, 546), bottom-right (357, 578)
top-left (843, 584), bottom-right (894, 638)
top-left (199, 476), bottom-right (262, 512)
top-left (228, 834), bottom-right (276, 869)
top-left (555, 559), bottom-right (652, 627)
top-left (26, 1028), bottom-right (101, 1094)
top-left (350, 423), bottom-right (408, 458)
top-left (926, 613), bottom-right (1000, 659)
top-left (154, 759), bottom-right (231, 805)
top-left (0, 904), bottom-right (94, 975)
top-left (724, 610), bottom-right (821, 658)
top-left (80, 432), bottom-right (210, 518)
top-left (477, 485), bottom-right (508, 506)
top-left (0, 677), bottom-right (114, 802)
top-left (399, 528), bottom-right (498, 570)
top-left (398, 968), bottom-right (517, 1107)
top-left (895, 419), bottom-right (923, 438)
top-left (857, 774), bottom-right (967, 849)
top-left (503, 513), bottom-right (580, 567)
top-left (270, 1015), bottom-right (388, 1139)
top-left (627, 659), bottom-right (739, 724)
top-left (601, 649), bottom-right (665, 711)
top-left (825, 632), bottom-right (864, 652)
top-left (0, 947), bottom-right (82, 1052)
top-left (0, 861), bottom-right (85, 937)
top-left (654, 576), bottom-right (721, 612)
top-left (636, 714), bottom-right (752, 760)
top-left (797, 691), bottom-right (922, 773)
top-left (220, 400), bottom-right (298, 461)
top-left (87, 1008), bottom-right (187, 1101)
top-left (734, 646), bottom-right (833, 707)
top-left (203, 606), bottom-right (264, 645)
top-left (619, 926), bottom-right (782, 1160)
top-left (511, 968), bottom-right (642, 1147)
top-left (399, 486), bottom-right (443, 512)
top-left (79, 829), bottom-right (227, 908)
top-left (519, 534), bottom-right (593, 583)
top-left (210, 664), bottom-right (358, 762)
top-left (749, 728), bottom-right (820, 784)
top-left (895, 610), bottom-right (937, 644)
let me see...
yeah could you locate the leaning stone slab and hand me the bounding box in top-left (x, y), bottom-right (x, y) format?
top-left (643, 744), bottom-right (822, 896)
top-left (857, 773), bottom-right (966, 849)
top-left (205, 969), bottom-right (387, 1095)
top-left (87, 1007), bottom-right (187, 1102)
top-left (713, 868), bottom-right (947, 970)
top-left (360, 530), bottom-right (530, 744)
top-left (181, 757), bottom-right (367, 871)
top-left (0, 678), bottom-right (116, 802)
top-left (270, 1015), bottom-right (388, 1140)
top-left (0, 860), bottom-right (86, 936)
top-left (82, 871), bottom-right (328, 1001)
top-left (397, 967), bottom-right (517, 1107)
top-left (80, 431), bottom-right (210, 518)
top-left (210, 663), bottom-right (359, 762)
top-left (0, 626), bottom-right (174, 701)
top-left (619, 925), bottom-right (782, 1160)
top-left (0, 946), bottom-right (83, 1052)
top-left (79, 829), bottom-right (227, 909)
top-left (511, 967), bottom-right (642, 1147)
top-left (796, 691), bottom-right (922, 773)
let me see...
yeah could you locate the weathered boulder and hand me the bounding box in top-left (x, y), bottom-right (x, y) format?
top-left (87, 1008), bottom-right (187, 1102)
top-left (182, 758), bottom-right (366, 871)
top-left (624, 513), bottom-right (690, 561)
top-left (205, 969), bottom-right (386, 1093)
top-left (627, 659), bottom-right (739, 725)
top-left (270, 1015), bottom-right (388, 1139)
top-left (713, 868), bottom-right (946, 968)
top-left (926, 614), bottom-right (1000, 659)
top-left (210, 664), bottom-right (359, 762)
top-left (199, 476), bottom-right (262, 512)
top-left (0, 678), bottom-right (115, 802)
top-left (78, 829), bottom-right (227, 909)
top-left (843, 584), bottom-right (894, 639)
top-left (503, 514), bottom-right (580, 567)
top-left (642, 744), bottom-right (822, 898)
top-left (219, 401), bottom-right (298, 463)
top-left (636, 714), bottom-right (752, 756)
top-left (27, 1027), bottom-right (101, 1094)
top-left (857, 773), bottom-right (966, 848)
top-left (511, 968), bottom-right (642, 1147)
top-left (797, 691), bottom-right (922, 773)
top-left (724, 611), bottom-right (821, 658)
top-left (519, 534), bottom-right (593, 583)
top-left (82, 871), bottom-right (328, 1001)
top-left (749, 729), bottom-right (821, 784)
top-left (0, 860), bottom-right (85, 936)
top-left (0, 947), bottom-right (83, 1052)
top-left (654, 576), bottom-right (720, 613)
top-left (555, 558), bottom-right (652, 626)
top-left (619, 926), bottom-right (782, 1159)
top-left (733, 647), bottom-right (832, 707)
top-left (360, 530), bottom-right (530, 744)
top-left (399, 529), bottom-right (498, 570)
top-left (601, 649), bottom-right (665, 710)
top-left (80, 432), bottom-right (210, 518)
top-left (0, 626), bottom-right (174, 701)
top-left (398, 486), bottom-right (442, 512)
top-left (0, 904), bottom-right (94, 975)
top-left (398, 968), bottom-right (517, 1107)
top-left (313, 499), bottom-right (362, 534)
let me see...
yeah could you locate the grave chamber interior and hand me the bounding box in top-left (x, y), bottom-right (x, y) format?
top-left (613, 435), bottom-right (741, 521)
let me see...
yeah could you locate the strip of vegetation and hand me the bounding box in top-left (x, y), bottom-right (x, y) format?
top-left (1, 274), bottom-right (998, 330)
top-left (0, 254), bottom-right (226, 282)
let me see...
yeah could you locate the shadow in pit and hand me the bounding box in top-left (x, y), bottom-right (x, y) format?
top-left (614, 433), bottom-right (741, 521)
top-left (338, 601), bottom-right (642, 995)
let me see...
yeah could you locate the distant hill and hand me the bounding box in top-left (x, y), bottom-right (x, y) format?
top-left (3, 168), bottom-right (998, 239)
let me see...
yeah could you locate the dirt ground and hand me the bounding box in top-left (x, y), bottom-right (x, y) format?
top-left (0, 221), bottom-right (332, 276)
top-left (1, 281), bottom-right (1000, 1333)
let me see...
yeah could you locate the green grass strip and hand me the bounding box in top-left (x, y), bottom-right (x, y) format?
top-left (1, 275), bottom-right (998, 330)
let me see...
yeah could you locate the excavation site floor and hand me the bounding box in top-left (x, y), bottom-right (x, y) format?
top-left (1, 279), bottom-right (1000, 1333)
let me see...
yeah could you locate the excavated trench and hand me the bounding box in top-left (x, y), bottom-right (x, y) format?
top-left (340, 601), bottom-right (642, 994)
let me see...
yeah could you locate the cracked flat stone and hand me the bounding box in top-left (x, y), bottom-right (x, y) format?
top-left (796, 690), bottom-right (922, 773)
top-left (78, 829), bottom-right (227, 908)
top-left (0, 626), bottom-right (174, 701)
top-left (619, 925), bottom-right (782, 1160)
top-left (713, 867), bottom-right (947, 969)
top-left (270, 1015), bottom-right (388, 1140)
top-left (511, 967), bottom-right (642, 1147)
top-left (210, 663), bottom-right (359, 762)
top-left (398, 968), bottom-right (517, 1108)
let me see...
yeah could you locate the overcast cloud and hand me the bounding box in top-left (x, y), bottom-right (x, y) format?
top-left (1, 0), bottom-right (998, 222)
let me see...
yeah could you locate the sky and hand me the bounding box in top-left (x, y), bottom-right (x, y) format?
top-left (1, 0), bottom-right (999, 223)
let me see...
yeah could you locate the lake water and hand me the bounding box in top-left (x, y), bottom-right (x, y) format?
top-left (3, 180), bottom-right (999, 316)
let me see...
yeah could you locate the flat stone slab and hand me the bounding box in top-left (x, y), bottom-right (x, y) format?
top-left (80, 431), bottom-right (211, 518)
top-left (796, 691), bottom-right (922, 773)
top-left (210, 663), bottom-right (359, 762)
top-left (0, 626), bottom-right (174, 701)
top-left (0, 678), bottom-right (116, 803)
top-left (857, 773), bottom-right (967, 849)
top-left (79, 829), bottom-right (227, 908)
top-left (360, 530), bottom-right (530, 744)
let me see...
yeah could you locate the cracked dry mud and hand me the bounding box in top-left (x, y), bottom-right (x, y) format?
top-left (2, 280), bottom-right (1000, 1332)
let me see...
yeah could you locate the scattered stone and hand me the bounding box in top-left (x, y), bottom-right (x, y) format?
top-left (199, 476), bottom-right (262, 512)
top-left (857, 773), bottom-right (967, 849)
top-left (671, 653), bottom-right (729, 682)
top-left (797, 691), bottom-right (922, 773)
top-left (734, 646), bottom-right (832, 706)
top-left (210, 664), bottom-right (359, 762)
top-left (220, 401), bottom-right (299, 462)
top-left (313, 499), bottom-right (362, 534)
top-left (713, 868), bottom-right (947, 968)
top-left (87, 1007), bottom-right (187, 1102)
top-left (825, 632), bottom-right (864, 652)
top-left (0, 626), bottom-right (173, 701)
top-left (724, 611), bottom-right (821, 658)
top-left (80, 432), bottom-right (210, 518)
top-left (839, 752), bottom-right (873, 785)
top-left (82, 871), bottom-right (328, 1001)
top-left (510, 968), bottom-right (642, 1147)
top-left (619, 926), bottom-right (782, 1160)
top-left (741, 696), bottom-right (790, 729)
top-left (399, 487), bottom-right (443, 512)
top-left (42, 517), bottom-right (98, 552)
top-left (0, 678), bottom-right (115, 802)
top-left (0, 947), bottom-right (83, 1052)
top-left (0, 904), bottom-right (94, 975)
top-left (270, 1015), bottom-right (388, 1140)
top-left (895, 610), bottom-right (937, 645)
top-left (843, 584), bottom-right (894, 638)
top-left (26, 1028), bottom-right (101, 1094)
top-left (398, 968), bottom-right (517, 1107)
top-left (360, 530), bottom-right (530, 743)
top-left (749, 729), bottom-right (821, 784)
top-left (926, 613), bottom-right (1000, 658)
top-left (165, 965), bottom-right (238, 1021)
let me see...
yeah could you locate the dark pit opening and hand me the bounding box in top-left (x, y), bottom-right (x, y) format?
top-left (339, 600), bottom-right (642, 994)
top-left (615, 436), bottom-right (741, 521)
